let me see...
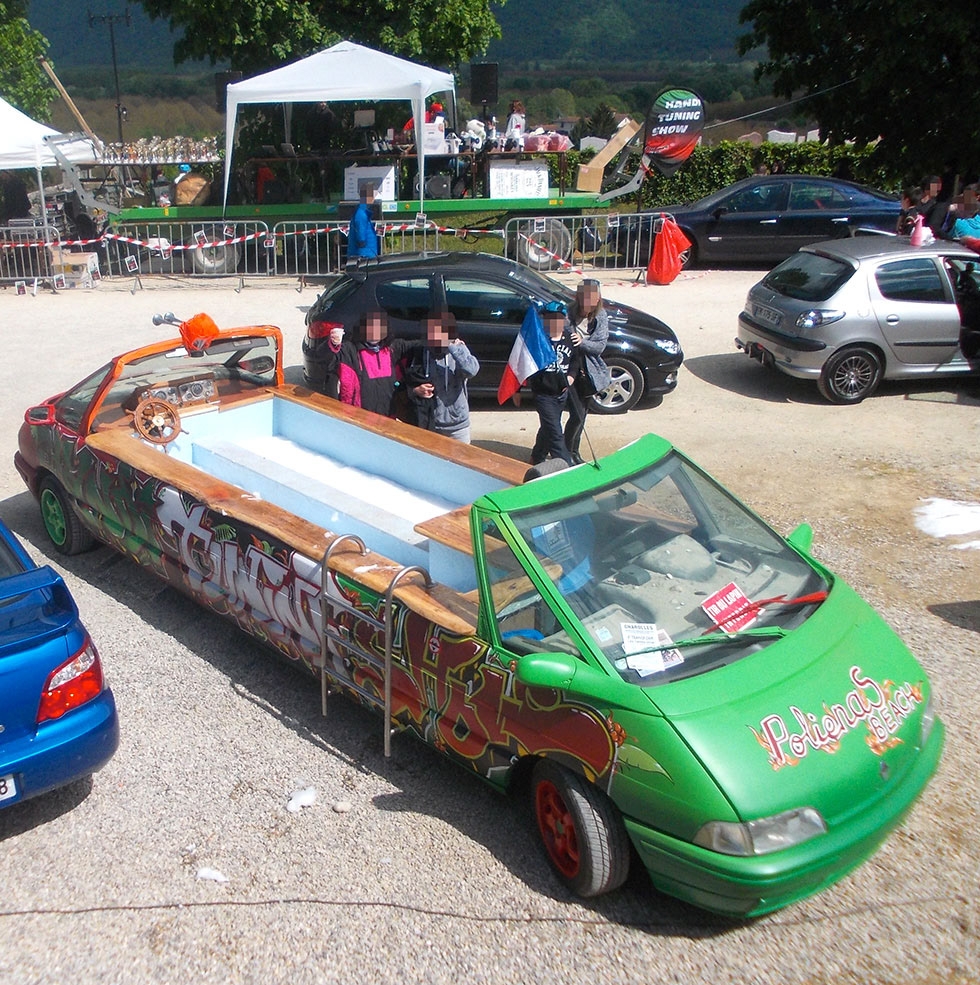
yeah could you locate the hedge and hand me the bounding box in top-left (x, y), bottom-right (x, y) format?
top-left (547, 140), bottom-right (901, 210)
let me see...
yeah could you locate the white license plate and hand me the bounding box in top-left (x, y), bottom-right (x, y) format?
top-left (754, 303), bottom-right (782, 327)
top-left (0, 773), bottom-right (17, 802)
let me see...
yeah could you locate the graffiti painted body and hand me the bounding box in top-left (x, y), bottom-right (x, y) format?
top-left (15, 319), bottom-right (943, 918)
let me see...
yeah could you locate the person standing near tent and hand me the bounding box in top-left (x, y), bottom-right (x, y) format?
top-left (504, 100), bottom-right (526, 151)
top-left (347, 183), bottom-right (379, 261)
top-left (0, 172), bottom-right (31, 224)
top-left (563, 278), bottom-right (610, 464)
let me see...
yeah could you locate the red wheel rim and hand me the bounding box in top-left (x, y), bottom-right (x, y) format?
top-left (535, 779), bottom-right (580, 878)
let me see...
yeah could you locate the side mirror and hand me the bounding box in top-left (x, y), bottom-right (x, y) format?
top-left (514, 651), bottom-right (642, 709)
top-left (25, 404), bottom-right (56, 426)
top-left (712, 206), bottom-right (729, 220)
top-left (786, 522), bottom-right (814, 553)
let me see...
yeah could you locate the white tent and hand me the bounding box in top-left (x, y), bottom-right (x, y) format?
top-left (223, 40), bottom-right (456, 208)
top-left (0, 94), bottom-right (98, 222)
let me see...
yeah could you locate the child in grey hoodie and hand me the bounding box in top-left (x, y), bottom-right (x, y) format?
top-left (406, 311), bottom-right (480, 442)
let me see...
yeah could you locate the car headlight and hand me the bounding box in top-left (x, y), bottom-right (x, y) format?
top-left (693, 807), bottom-right (827, 856)
top-left (653, 337), bottom-right (681, 355)
top-left (796, 309), bottom-right (845, 330)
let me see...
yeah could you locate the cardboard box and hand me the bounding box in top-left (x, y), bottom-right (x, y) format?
top-left (575, 163), bottom-right (604, 193)
top-left (48, 247), bottom-right (100, 288)
top-left (574, 118), bottom-right (641, 192)
top-left (488, 160), bottom-right (549, 199)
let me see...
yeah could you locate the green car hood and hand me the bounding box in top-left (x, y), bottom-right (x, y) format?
top-left (651, 581), bottom-right (932, 825)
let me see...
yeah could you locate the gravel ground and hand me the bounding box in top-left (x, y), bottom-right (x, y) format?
top-left (0, 268), bottom-right (977, 985)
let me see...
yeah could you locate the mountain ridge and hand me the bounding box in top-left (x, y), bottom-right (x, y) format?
top-left (29, 0), bottom-right (748, 71)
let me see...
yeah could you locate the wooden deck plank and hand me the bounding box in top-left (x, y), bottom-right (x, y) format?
top-left (85, 426), bottom-right (478, 634)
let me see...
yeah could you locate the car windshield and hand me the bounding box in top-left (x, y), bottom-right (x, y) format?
top-left (501, 262), bottom-right (575, 302)
top-left (85, 335), bottom-right (279, 432)
top-left (762, 251), bottom-right (855, 302)
top-left (499, 452), bottom-right (828, 686)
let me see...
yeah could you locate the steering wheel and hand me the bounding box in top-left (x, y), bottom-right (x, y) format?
top-left (133, 397), bottom-right (181, 444)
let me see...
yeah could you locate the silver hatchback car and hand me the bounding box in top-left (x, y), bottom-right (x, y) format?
top-left (736, 237), bottom-right (980, 403)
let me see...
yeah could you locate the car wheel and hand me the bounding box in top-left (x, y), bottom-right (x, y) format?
top-left (532, 759), bottom-right (630, 898)
top-left (39, 477), bottom-right (94, 555)
top-left (817, 345), bottom-right (884, 404)
top-left (516, 219), bottom-right (573, 271)
top-left (590, 357), bottom-right (645, 414)
top-left (190, 238), bottom-right (243, 275)
top-left (678, 235), bottom-right (697, 270)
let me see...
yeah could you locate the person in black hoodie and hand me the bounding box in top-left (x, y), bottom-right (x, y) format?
top-left (527, 301), bottom-right (580, 466)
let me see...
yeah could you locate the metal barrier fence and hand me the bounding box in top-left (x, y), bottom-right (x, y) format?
top-left (4, 212), bottom-right (666, 289)
top-left (102, 220), bottom-right (273, 280)
top-left (503, 212), bottom-right (668, 273)
top-left (0, 223), bottom-right (63, 289)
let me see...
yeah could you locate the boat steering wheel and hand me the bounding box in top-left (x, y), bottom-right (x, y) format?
top-left (133, 397), bottom-right (181, 444)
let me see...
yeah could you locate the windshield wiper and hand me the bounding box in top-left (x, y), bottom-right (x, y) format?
top-left (626, 591), bottom-right (828, 657)
top-left (630, 625), bottom-right (789, 656)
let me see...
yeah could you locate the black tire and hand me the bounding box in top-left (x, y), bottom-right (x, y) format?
top-left (516, 219), bottom-right (573, 271)
top-left (39, 477), bottom-right (94, 555)
top-left (677, 235), bottom-right (697, 270)
top-left (817, 345), bottom-right (884, 404)
top-left (531, 759), bottom-right (630, 897)
top-left (591, 356), bottom-right (644, 414)
top-left (191, 238), bottom-right (242, 275)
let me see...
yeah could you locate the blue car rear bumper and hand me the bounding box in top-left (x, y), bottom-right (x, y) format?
top-left (1, 689), bottom-right (119, 808)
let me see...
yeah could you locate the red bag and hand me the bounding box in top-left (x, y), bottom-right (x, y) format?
top-left (646, 215), bottom-right (692, 285)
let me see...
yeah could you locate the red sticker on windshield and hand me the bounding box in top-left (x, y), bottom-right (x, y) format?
top-left (701, 582), bottom-right (757, 632)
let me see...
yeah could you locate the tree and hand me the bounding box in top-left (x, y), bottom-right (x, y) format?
top-left (0, 2), bottom-right (55, 119)
top-left (136, 0), bottom-right (505, 73)
top-left (737, 0), bottom-right (980, 178)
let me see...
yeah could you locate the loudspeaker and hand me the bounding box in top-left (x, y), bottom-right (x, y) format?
top-left (425, 175), bottom-right (452, 199)
top-left (470, 62), bottom-right (498, 106)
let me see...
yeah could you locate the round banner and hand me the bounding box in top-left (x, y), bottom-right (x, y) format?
top-left (644, 88), bottom-right (705, 177)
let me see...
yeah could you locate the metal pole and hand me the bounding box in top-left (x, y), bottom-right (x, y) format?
top-left (88, 11), bottom-right (130, 146)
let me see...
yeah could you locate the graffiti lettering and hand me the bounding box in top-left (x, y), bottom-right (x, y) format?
top-left (751, 666), bottom-right (922, 771)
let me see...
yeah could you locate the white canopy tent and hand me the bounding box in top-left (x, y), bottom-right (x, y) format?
top-left (0, 94), bottom-right (97, 221)
top-left (223, 41), bottom-right (456, 209)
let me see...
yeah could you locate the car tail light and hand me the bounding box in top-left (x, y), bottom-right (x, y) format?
top-left (36, 639), bottom-right (105, 723)
top-left (308, 319), bottom-right (345, 340)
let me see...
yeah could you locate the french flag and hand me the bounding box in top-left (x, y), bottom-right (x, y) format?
top-left (497, 305), bottom-right (554, 404)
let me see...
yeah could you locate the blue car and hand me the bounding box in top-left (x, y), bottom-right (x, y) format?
top-left (0, 518), bottom-right (118, 810)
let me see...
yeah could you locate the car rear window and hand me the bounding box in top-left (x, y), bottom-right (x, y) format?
top-left (762, 251), bottom-right (854, 301)
top-left (314, 277), bottom-right (360, 312)
top-left (0, 536), bottom-right (23, 579)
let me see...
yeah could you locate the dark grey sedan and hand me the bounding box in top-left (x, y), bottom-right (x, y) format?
top-left (607, 175), bottom-right (902, 268)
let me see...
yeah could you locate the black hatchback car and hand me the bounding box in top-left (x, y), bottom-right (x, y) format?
top-left (607, 174), bottom-right (902, 268)
top-left (302, 253), bottom-right (683, 412)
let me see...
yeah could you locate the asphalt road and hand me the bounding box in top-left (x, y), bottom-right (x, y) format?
top-left (0, 270), bottom-right (977, 985)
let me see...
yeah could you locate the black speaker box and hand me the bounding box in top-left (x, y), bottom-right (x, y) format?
top-left (470, 63), bottom-right (498, 106)
top-left (425, 175), bottom-right (452, 199)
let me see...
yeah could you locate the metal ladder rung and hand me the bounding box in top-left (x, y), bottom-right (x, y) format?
top-left (319, 537), bottom-right (434, 757)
